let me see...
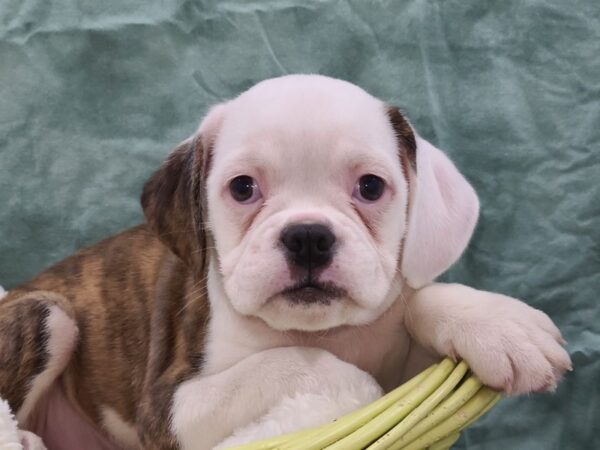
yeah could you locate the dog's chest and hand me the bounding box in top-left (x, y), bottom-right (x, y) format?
top-left (301, 323), bottom-right (410, 390)
top-left (204, 299), bottom-right (409, 391)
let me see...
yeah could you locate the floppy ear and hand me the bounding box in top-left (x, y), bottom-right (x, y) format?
top-left (387, 107), bottom-right (480, 289)
top-left (141, 104), bottom-right (226, 269)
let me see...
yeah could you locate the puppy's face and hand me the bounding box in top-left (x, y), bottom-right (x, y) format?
top-left (143, 75), bottom-right (479, 332)
top-left (207, 78), bottom-right (409, 331)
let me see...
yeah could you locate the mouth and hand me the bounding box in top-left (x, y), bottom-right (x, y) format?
top-left (280, 279), bottom-right (345, 305)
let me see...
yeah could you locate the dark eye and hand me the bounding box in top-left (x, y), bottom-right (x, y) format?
top-left (354, 174), bottom-right (385, 202)
top-left (229, 175), bottom-right (261, 203)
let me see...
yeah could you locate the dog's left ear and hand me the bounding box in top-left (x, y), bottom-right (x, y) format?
top-left (387, 107), bottom-right (480, 289)
top-left (141, 104), bottom-right (226, 270)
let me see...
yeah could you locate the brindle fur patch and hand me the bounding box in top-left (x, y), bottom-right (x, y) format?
top-left (1, 225), bottom-right (210, 445)
top-left (0, 297), bottom-right (50, 412)
top-left (0, 123), bottom-right (215, 446)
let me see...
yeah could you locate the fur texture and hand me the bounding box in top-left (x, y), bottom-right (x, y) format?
top-left (0, 396), bottom-right (22, 450)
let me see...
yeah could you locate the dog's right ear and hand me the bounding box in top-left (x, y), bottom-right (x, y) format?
top-left (141, 104), bottom-right (226, 269)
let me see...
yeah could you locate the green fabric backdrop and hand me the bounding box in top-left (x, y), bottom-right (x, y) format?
top-left (1, 0), bottom-right (598, 448)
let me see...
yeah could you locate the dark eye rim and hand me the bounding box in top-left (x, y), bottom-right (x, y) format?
top-left (229, 175), bottom-right (260, 203)
top-left (355, 174), bottom-right (386, 203)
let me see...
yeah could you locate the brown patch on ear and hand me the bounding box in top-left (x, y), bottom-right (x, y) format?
top-left (141, 137), bottom-right (211, 273)
top-left (386, 106), bottom-right (417, 173)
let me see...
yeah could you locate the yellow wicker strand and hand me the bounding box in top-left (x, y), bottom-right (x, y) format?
top-left (365, 361), bottom-right (469, 449)
top-left (426, 432), bottom-right (460, 450)
top-left (398, 388), bottom-right (499, 450)
top-left (457, 390), bottom-right (502, 432)
top-left (388, 374), bottom-right (483, 448)
top-left (321, 359), bottom-right (457, 450)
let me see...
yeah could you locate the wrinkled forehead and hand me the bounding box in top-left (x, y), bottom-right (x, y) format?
top-left (211, 77), bottom-right (400, 175)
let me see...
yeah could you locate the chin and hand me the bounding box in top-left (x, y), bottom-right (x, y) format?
top-left (254, 292), bottom-right (384, 332)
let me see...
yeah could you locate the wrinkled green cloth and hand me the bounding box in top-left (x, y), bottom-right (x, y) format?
top-left (0, 0), bottom-right (598, 448)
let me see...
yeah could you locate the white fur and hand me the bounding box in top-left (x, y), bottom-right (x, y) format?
top-left (401, 136), bottom-right (479, 289)
top-left (0, 286), bottom-right (7, 300)
top-left (214, 378), bottom-right (381, 449)
top-left (18, 431), bottom-right (46, 450)
top-left (17, 306), bottom-right (79, 425)
top-left (101, 407), bottom-right (140, 449)
top-left (0, 398), bottom-right (47, 450)
top-left (0, 397), bottom-right (23, 449)
top-left (172, 347), bottom-right (381, 450)
top-left (405, 283), bottom-right (572, 394)
top-left (165, 75), bottom-right (570, 448)
top-left (206, 75), bottom-right (407, 331)
top-left (201, 260), bottom-right (409, 387)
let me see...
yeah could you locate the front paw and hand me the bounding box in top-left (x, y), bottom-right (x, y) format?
top-left (214, 389), bottom-right (380, 449)
top-left (214, 360), bottom-right (382, 449)
top-left (440, 294), bottom-right (571, 395)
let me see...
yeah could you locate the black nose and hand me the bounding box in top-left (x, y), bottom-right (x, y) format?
top-left (280, 223), bottom-right (336, 270)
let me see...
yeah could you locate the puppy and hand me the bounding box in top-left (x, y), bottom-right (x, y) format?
top-left (0, 75), bottom-right (571, 450)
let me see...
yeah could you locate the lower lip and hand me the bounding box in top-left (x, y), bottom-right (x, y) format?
top-left (282, 284), bottom-right (341, 304)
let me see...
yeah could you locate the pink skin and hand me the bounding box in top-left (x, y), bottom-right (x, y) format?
top-left (27, 384), bottom-right (119, 450)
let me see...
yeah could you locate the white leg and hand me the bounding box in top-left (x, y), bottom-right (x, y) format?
top-left (214, 370), bottom-right (381, 449)
top-left (171, 347), bottom-right (382, 450)
top-left (405, 283), bottom-right (572, 394)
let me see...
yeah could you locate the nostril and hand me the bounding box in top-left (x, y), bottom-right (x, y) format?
top-left (280, 227), bottom-right (305, 254)
top-left (288, 234), bottom-right (303, 253)
top-left (315, 232), bottom-right (335, 253)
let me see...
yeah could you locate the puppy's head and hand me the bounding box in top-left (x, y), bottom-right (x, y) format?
top-left (142, 75), bottom-right (478, 331)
